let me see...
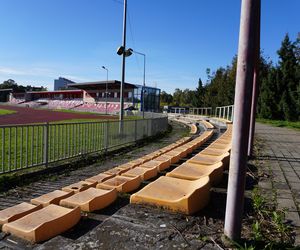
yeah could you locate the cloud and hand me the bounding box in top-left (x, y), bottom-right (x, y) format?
top-left (62, 75), bottom-right (92, 83)
top-left (0, 66), bottom-right (55, 78)
top-left (0, 66), bottom-right (92, 83)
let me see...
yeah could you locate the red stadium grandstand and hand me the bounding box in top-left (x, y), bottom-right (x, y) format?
top-left (8, 80), bottom-right (161, 114)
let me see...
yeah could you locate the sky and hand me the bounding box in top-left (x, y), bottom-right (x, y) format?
top-left (0, 0), bottom-right (299, 93)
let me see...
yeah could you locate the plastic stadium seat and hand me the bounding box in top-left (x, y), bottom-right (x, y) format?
top-left (209, 143), bottom-right (231, 150)
top-left (190, 124), bottom-right (198, 134)
top-left (164, 151), bottom-right (181, 164)
top-left (201, 120), bottom-right (214, 129)
top-left (140, 160), bottom-right (169, 172)
top-left (130, 176), bottom-right (211, 215)
top-left (187, 152), bottom-right (230, 169)
top-left (2, 205), bottom-right (81, 243)
top-left (97, 175), bottom-right (142, 193)
top-left (178, 144), bottom-right (194, 154)
top-left (122, 166), bottom-right (157, 181)
top-left (166, 162), bottom-right (224, 185)
top-left (85, 173), bottom-right (115, 184)
top-left (31, 190), bottom-right (74, 207)
top-left (62, 181), bottom-right (97, 193)
top-left (104, 167), bottom-right (130, 176)
top-left (216, 138), bottom-right (232, 144)
top-left (128, 158), bottom-right (148, 166)
top-left (152, 156), bottom-right (172, 171)
top-left (0, 203), bottom-right (42, 226)
top-left (201, 148), bottom-right (230, 156)
top-left (60, 187), bottom-right (117, 212)
top-left (171, 147), bottom-right (189, 158)
top-left (116, 163), bottom-right (137, 171)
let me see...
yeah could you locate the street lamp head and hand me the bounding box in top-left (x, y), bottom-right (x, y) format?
top-left (102, 66), bottom-right (106, 69)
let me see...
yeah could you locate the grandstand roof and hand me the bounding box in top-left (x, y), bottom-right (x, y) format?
top-left (0, 88), bottom-right (13, 92)
top-left (27, 90), bottom-right (83, 94)
top-left (68, 80), bottom-right (137, 90)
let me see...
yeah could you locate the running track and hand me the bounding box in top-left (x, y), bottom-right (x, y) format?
top-left (0, 105), bottom-right (116, 125)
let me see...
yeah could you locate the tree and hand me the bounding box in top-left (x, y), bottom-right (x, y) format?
top-left (160, 91), bottom-right (173, 105)
top-left (277, 34), bottom-right (298, 121)
top-left (191, 78), bottom-right (205, 107)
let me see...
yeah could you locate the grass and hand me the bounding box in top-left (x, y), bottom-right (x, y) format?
top-left (0, 108), bottom-right (16, 116)
top-left (256, 118), bottom-right (300, 130)
top-left (0, 119), bottom-right (153, 173)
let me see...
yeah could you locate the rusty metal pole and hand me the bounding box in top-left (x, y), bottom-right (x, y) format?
top-left (248, 0), bottom-right (261, 158)
top-left (224, 0), bottom-right (259, 240)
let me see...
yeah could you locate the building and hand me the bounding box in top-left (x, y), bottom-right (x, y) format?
top-left (9, 80), bottom-right (161, 113)
top-left (54, 77), bottom-right (75, 90)
top-left (68, 80), bottom-right (161, 112)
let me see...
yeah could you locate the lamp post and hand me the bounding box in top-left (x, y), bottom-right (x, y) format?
top-left (129, 49), bottom-right (146, 119)
top-left (102, 66), bottom-right (109, 115)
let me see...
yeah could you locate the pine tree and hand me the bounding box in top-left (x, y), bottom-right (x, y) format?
top-left (277, 34), bottom-right (298, 121)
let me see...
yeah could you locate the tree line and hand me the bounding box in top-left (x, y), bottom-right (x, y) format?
top-left (161, 33), bottom-right (299, 121)
top-left (0, 79), bottom-right (47, 102)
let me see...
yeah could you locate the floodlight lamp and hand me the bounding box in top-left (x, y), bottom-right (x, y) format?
top-left (124, 48), bottom-right (133, 57)
top-left (117, 46), bottom-right (125, 55)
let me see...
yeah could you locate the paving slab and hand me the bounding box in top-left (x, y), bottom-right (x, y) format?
top-left (255, 123), bottom-right (300, 246)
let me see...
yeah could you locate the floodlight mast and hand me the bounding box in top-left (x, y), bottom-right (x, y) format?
top-left (119, 0), bottom-right (127, 124)
top-left (102, 66), bottom-right (109, 115)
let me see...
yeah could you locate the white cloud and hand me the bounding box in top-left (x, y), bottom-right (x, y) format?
top-left (0, 66), bottom-right (56, 78)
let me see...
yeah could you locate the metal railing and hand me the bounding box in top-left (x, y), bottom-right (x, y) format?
top-left (167, 105), bottom-right (234, 123)
top-left (0, 117), bottom-right (168, 175)
top-left (215, 105), bottom-right (234, 121)
top-left (189, 107), bottom-right (212, 116)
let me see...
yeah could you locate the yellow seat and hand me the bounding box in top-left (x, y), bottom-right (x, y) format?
top-left (0, 202), bottom-right (42, 226)
top-left (60, 187), bottom-right (117, 212)
top-left (216, 138), bottom-right (231, 144)
top-left (178, 144), bottom-right (194, 154)
top-left (129, 158), bottom-right (148, 166)
top-left (2, 204), bottom-right (80, 243)
top-left (122, 166), bottom-right (157, 181)
top-left (209, 143), bottom-right (231, 150)
top-left (201, 120), bottom-right (214, 129)
top-left (187, 152), bottom-right (230, 167)
top-left (164, 151), bottom-right (181, 164)
top-left (166, 162), bottom-right (223, 185)
top-left (172, 147), bottom-right (188, 158)
top-left (104, 166), bottom-right (132, 175)
top-left (201, 148), bottom-right (230, 156)
top-left (97, 175), bottom-right (141, 193)
top-left (130, 176), bottom-right (211, 215)
top-left (31, 190), bottom-right (74, 207)
top-left (85, 173), bottom-right (115, 184)
top-left (139, 160), bottom-right (166, 172)
top-left (62, 180), bottom-right (97, 193)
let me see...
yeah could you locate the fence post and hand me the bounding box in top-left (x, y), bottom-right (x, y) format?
top-left (104, 121), bottom-right (109, 151)
top-left (148, 119), bottom-right (152, 136)
top-left (134, 119), bottom-right (137, 141)
top-left (43, 122), bottom-right (49, 167)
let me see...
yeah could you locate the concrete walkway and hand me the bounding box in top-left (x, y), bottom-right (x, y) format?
top-left (255, 123), bottom-right (300, 244)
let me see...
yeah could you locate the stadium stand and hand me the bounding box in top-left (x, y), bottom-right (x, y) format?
top-left (0, 118), bottom-right (233, 242)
